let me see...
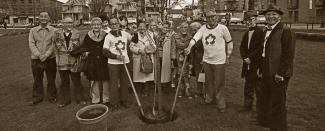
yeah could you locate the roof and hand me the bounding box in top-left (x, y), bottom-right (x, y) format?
top-left (64, 0), bottom-right (87, 5)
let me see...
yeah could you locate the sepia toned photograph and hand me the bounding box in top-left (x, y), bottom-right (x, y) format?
top-left (0, 0), bottom-right (324, 130)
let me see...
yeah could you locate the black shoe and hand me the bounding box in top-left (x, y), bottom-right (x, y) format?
top-left (239, 106), bottom-right (252, 112)
top-left (200, 100), bottom-right (215, 105)
top-left (120, 101), bottom-right (129, 109)
top-left (48, 98), bottom-right (57, 103)
top-left (32, 98), bottom-right (43, 105)
top-left (256, 122), bottom-right (270, 128)
top-left (78, 101), bottom-right (87, 105)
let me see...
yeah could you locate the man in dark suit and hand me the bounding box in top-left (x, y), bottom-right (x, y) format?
top-left (240, 11), bottom-right (264, 111)
top-left (258, 4), bottom-right (296, 131)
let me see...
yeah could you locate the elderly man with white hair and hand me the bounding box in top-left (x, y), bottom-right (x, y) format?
top-left (184, 10), bottom-right (233, 112)
top-left (29, 12), bottom-right (57, 105)
top-left (53, 17), bottom-right (86, 108)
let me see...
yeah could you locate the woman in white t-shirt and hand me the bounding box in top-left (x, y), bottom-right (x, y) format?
top-left (103, 17), bottom-right (132, 109)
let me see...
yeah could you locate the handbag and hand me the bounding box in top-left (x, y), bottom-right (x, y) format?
top-left (197, 67), bottom-right (205, 83)
top-left (140, 54), bottom-right (153, 73)
top-left (71, 55), bottom-right (88, 72)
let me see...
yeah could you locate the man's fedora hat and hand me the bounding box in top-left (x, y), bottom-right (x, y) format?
top-left (260, 3), bottom-right (284, 15)
top-left (244, 10), bottom-right (258, 20)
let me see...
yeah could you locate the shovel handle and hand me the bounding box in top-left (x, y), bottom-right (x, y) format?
top-left (170, 55), bottom-right (187, 119)
top-left (117, 48), bottom-right (145, 116)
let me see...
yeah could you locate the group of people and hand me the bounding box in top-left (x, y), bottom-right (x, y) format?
top-left (28, 3), bottom-right (295, 131)
top-left (238, 4), bottom-right (295, 131)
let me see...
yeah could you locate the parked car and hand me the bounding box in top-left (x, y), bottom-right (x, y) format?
top-left (230, 17), bottom-right (243, 24)
top-left (256, 15), bottom-right (267, 25)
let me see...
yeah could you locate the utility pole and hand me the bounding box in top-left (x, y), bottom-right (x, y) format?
top-left (33, 0), bottom-right (36, 26)
top-left (192, 0), bottom-right (194, 7)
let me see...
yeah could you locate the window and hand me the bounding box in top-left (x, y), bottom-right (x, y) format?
top-left (287, 0), bottom-right (299, 9)
top-left (289, 11), bottom-right (293, 19)
top-left (294, 11), bottom-right (298, 22)
top-left (13, 18), bottom-right (18, 23)
top-left (316, 9), bottom-right (324, 17)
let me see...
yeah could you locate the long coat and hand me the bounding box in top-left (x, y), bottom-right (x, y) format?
top-left (129, 32), bottom-right (156, 82)
top-left (71, 30), bottom-right (109, 81)
top-left (262, 22), bottom-right (295, 77)
top-left (160, 31), bottom-right (176, 83)
top-left (239, 26), bottom-right (264, 78)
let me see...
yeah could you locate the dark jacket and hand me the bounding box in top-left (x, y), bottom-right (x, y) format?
top-left (262, 22), bottom-right (295, 77)
top-left (189, 40), bottom-right (204, 76)
top-left (240, 26), bottom-right (264, 78)
top-left (71, 33), bottom-right (109, 81)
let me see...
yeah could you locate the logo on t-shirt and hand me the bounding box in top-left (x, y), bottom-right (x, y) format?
top-left (115, 40), bottom-right (126, 50)
top-left (205, 34), bottom-right (216, 46)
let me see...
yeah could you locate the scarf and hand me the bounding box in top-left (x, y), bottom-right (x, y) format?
top-left (88, 29), bottom-right (106, 42)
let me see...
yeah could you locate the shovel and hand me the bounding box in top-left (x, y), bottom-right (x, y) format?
top-left (117, 48), bottom-right (145, 116)
top-left (170, 55), bottom-right (188, 120)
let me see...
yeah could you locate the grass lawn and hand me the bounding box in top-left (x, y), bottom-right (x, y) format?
top-left (0, 31), bottom-right (324, 131)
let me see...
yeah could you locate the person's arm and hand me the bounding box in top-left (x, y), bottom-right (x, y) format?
top-left (170, 34), bottom-right (177, 60)
top-left (28, 28), bottom-right (41, 57)
top-left (247, 29), bottom-right (264, 63)
top-left (223, 26), bottom-right (233, 58)
top-left (277, 27), bottom-right (296, 77)
top-left (188, 46), bottom-right (196, 69)
top-left (129, 42), bottom-right (142, 55)
top-left (239, 32), bottom-right (248, 59)
top-left (184, 26), bottom-right (204, 55)
top-left (188, 26), bottom-right (204, 50)
top-left (102, 35), bottom-right (118, 59)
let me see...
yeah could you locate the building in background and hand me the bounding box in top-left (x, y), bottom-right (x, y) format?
top-left (62, 0), bottom-right (89, 24)
top-left (115, 0), bottom-right (138, 23)
top-left (1, 0), bottom-right (63, 26)
top-left (0, 0), bottom-right (10, 24)
top-left (143, 0), bottom-right (162, 22)
top-left (275, 0), bottom-right (325, 24)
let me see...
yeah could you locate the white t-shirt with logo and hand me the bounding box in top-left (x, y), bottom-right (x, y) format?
top-left (103, 31), bottom-right (132, 64)
top-left (192, 24), bottom-right (232, 64)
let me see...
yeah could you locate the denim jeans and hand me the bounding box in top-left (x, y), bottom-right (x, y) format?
top-left (31, 58), bottom-right (57, 102)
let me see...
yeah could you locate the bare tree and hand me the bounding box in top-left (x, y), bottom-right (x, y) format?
top-left (89, 0), bottom-right (110, 17)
